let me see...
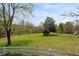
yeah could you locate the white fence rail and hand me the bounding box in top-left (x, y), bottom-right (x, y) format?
top-left (0, 46), bottom-right (79, 56)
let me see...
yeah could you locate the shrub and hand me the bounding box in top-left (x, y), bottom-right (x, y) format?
top-left (43, 30), bottom-right (49, 36)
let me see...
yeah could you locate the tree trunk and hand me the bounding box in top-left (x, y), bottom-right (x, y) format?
top-left (0, 33), bottom-right (2, 39)
top-left (6, 31), bottom-right (11, 46)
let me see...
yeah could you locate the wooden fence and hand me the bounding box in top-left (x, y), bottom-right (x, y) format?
top-left (0, 46), bottom-right (79, 56)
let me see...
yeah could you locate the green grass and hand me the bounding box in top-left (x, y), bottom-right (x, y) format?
top-left (0, 33), bottom-right (79, 54)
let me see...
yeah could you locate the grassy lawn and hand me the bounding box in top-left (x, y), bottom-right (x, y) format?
top-left (0, 33), bottom-right (79, 54)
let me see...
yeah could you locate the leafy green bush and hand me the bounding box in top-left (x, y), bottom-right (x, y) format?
top-left (43, 30), bottom-right (49, 36)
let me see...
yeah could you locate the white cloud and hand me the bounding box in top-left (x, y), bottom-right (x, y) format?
top-left (31, 4), bottom-right (79, 26)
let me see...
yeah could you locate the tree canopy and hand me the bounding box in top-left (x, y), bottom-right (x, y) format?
top-left (43, 17), bottom-right (56, 36)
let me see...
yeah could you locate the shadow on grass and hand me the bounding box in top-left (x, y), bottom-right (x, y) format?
top-left (42, 33), bottom-right (58, 37)
top-left (48, 33), bottom-right (58, 36)
top-left (11, 40), bottom-right (32, 46)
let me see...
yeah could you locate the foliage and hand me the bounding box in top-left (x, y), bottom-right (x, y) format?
top-left (63, 22), bottom-right (73, 34)
top-left (73, 24), bottom-right (79, 35)
top-left (57, 23), bottom-right (64, 34)
top-left (43, 17), bottom-right (56, 36)
top-left (43, 30), bottom-right (49, 36)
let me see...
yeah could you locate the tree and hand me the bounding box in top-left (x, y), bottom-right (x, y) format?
top-left (57, 23), bottom-right (64, 34)
top-left (61, 9), bottom-right (79, 34)
top-left (0, 3), bottom-right (33, 46)
top-left (25, 22), bottom-right (34, 33)
top-left (0, 20), bottom-right (3, 38)
top-left (63, 22), bottom-right (73, 34)
top-left (37, 22), bottom-right (44, 33)
top-left (43, 17), bottom-right (56, 36)
top-left (73, 24), bottom-right (79, 35)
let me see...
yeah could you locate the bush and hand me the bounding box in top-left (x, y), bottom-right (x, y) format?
top-left (43, 30), bottom-right (49, 36)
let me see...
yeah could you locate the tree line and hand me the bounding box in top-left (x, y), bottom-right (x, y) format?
top-left (0, 20), bottom-right (43, 38)
top-left (42, 17), bottom-right (79, 36)
top-left (0, 16), bottom-right (79, 37)
top-left (57, 22), bottom-right (79, 34)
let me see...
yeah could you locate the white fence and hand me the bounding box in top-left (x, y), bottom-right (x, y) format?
top-left (0, 46), bottom-right (79, 56)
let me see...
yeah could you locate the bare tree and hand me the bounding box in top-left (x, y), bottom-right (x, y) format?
top-left (0, 3), bottom-right (33, 46)
top-left (61, 9), bottom-right (79, 24)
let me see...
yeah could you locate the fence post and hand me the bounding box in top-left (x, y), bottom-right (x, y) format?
top-left (48, 49), bottom-right (52, 56)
